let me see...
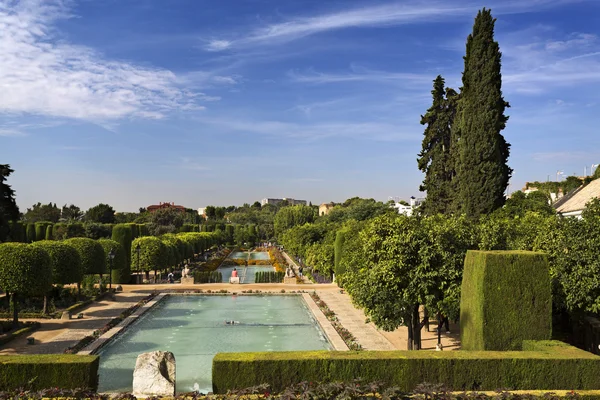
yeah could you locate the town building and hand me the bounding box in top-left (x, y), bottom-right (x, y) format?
top-left (390, 196), bottom-right (425, 217)
top-left (555, 178), bottom-right (600, 218)
top-left (319, 202), bottom-right (335, 216)
top-left (260, 198), bottom-right (307, 206)
top-left (197, 207), bottom-right (207, 218)
top-left (146, 202), bottom-right (186, 213)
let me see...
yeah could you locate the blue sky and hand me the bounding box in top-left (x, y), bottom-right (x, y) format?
top-left (2, 0), bottom-right (600, 212)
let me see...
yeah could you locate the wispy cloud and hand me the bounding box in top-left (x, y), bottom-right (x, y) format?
top-left (204, 0), bottom-right (583, 51)
top-left (288, 65), bottom-right (431, 86)
top-left (0, 0), bottom-right (208, 122)
top-left (196, 116), bottom-right (419, 142)
top-left (0, 128), bottom-right (27, 137)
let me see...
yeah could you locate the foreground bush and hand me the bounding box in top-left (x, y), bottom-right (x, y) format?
top-left (0, 354), bottom-right (98, 391)
top-left (213, 341), bottom-right (600, 393)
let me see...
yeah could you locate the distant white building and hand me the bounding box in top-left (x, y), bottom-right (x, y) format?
top-left (555, 178), bottom-right (600, 219)
top-left (197, 207), bottom-right (206, 217)
top-left (260, 198), bottom-right (307, 206)
top-left (391, 196), bottom-right (425, 216)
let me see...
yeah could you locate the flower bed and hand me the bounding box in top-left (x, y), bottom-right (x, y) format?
top-left (310, 292), bottom-right (362, 351)
top-left (268, 247), bottom-right (288, 273)
top-left (202, 248), bottom-right (232, 271)
top-left (64, 293), bottom-right (158, 354)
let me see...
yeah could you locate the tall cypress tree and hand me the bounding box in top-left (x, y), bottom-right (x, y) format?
top-left (453, 8), bottom-right (512, 218)
top-left (417, 76), bottom-right (458, 215)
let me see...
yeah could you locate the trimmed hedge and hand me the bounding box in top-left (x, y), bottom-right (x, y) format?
top-left (26, 223), bottom-right (36, 243)
top-left (131, 236), bottom-right (167, 272)
top-left (111, 224), bottom-right (133, 282)
top-left (31, 240), bottom-right (83, 285)
top-left (64, 238), bottom-right (106, 275)
top-left (34, 222), bottom-right (50, 242)
top-left (212, 341), bottom-right (600, 394)
top-left (0, 243), bottom-right (52, 297)
top-left (255, 271), bottom-right (284, 283)
top-left (44, 224), bottom-right (53, 240)
top-left (0, 354), bottom-right (99, 390)
top-left (460, 250), bottom-right (552, 351)
top-left (333, 229), bottom-right (345, 286)
top-left (194, 271), bottom-right (222, 283)
top-left (97, 239), bottom-right (127, 284)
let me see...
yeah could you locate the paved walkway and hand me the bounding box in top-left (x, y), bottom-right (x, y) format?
top-left (0, 292), bottom-right (145, 354)
top-left (282, 252), bottom-right (311, 283)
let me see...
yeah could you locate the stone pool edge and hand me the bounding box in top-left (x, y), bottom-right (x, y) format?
top-left (302, 293), bottom-right (349, 351)
top-left (79, 293), bottom-right (168, 355)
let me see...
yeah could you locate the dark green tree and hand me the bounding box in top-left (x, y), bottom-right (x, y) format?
top-left (23, 202), bottom-right (61, 223)
top-left (148, 207), bottom-right (184, 236)
top-left (453, 8), bottom-right (511, 218)
top-left (0, 165), bottom-right (19, 242)
top-left (61, 204), bottom-right (82, 221)
top-left (417, 76), bottom-right (458, 215)
top-left (85, 203), bottom-right (115, 224)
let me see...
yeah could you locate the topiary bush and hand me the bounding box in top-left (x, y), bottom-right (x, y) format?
top-left (97, 239), bottom-right (127, 285)
top-left (460, 250), bottom-right (552, 351)
top-left (0, 243), bottom-right (52, 325)
top-left (111, 224), bottom-right (133, 283)
top-left (35, 222), bottom-right (50, 242)
top-left (64, 238), bottom-right (106, 275)
top-left (31, 241), bottom-right (83, 285)
top-left (131, 236), bottom-right (167, 275)
top-left (44, 224), bottom-right (53, 241)
top-left (26, 223), bottom-right (36, 243)
top-left (0, 354), bottom-right (99, 390)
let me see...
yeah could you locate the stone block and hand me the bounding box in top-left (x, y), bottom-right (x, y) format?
top-left (61, 311), bottom-right (71, 320)
top-left (132, 351), bottom-right (176, 397)
top-left (181, 277), bottom-right (194, 285)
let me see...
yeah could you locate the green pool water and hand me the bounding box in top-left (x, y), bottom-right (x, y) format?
top-left (229, 251), bottom-right (270, 260)
top-left (97, 295), bottom-right (331, 394)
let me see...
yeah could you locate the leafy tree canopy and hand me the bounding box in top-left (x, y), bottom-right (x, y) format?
top-left (85, 203), bottom-right (115, 224)
top-left (148, 207), bottom-right (184, 236)
top-left (0, 164), bottom-right (19, 242)
top-left (23, 202), bottom-right (61, 223)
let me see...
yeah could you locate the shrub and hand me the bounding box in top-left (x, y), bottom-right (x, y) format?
top-left (213, 341), bottom-right (600, 394)
top-left (26, 223), bottom-right (36, 243)
top-left (44, 224), bottom-right (53, 241)
top-left (255, 271), bottom-right (284, 283)
top-left (83, 223), bottom-right (111, 240)
top-left (131, 236), bottom-right (167, 273)
top-left (34, 222), bottom-right (51, 242)
top-left (138, 223), bottom-right (149, 237)
top-left (64, 238), bottom-right (106, 275)
top-left (0, 243), bottom-right (52, 325)
top-left (31, 241), bottom-right (83, 285)
top-left (97, 239), bottom-right (127, 285)
top-left (0, 354), bottom-right (99, 390)
top-left (111, 224), bottom-right (133, 281)
top-left (460, 250), bottom-right (552, 351)
top-left (194, 271), bottom-right (223, 283)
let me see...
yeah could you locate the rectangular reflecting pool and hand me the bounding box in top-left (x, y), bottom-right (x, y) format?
top-left (97, 295), bottom-right (331, 393)
top-left (218, 264), bottom-right (275, 283)
top-left (229, 251), bottom-right (270, 260)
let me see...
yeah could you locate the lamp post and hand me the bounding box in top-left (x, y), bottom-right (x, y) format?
top-left (108, 248), bottom-right (115, 290)
top-left (136, 243), bottom-right (141, 284)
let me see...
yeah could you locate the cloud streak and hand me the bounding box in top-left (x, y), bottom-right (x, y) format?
top-left (0, 0), bottom-right (205, 122)
top-left (205, 0), bottom-right (584, 51)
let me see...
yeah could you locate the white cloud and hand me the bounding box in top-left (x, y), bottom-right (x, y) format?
top-left (545, 33), bottom-right (596, 51)
top-left (288, 66), bottom-right (432, 85)
top-left (0, 128), bottom-right (26, 137)
top-left (212, 75), bottom-right (239, 84)
top-left (205, 0), bottom-right (584, 50)
top-left (206, 40), bottom-right (232, 51)
top-left (180, 157), bottom-right (211, 171)
top-left (0, 0), bottom-right (203, 122)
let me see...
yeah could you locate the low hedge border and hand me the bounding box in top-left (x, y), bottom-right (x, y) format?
top-left (212, 341), bottom-right (600, 394)
top-left (0, 354), bottom-right (99, 391)
top-left (0, 322), bottom-right (40, 347)
top-left (310, 292), bottom-right (362, 351)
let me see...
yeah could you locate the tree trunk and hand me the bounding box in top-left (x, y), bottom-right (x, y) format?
top-left (407, 313), bottom-right (414, 350)
top-left (43, 295), bottom-right (47, 315)
top-left (412, 304), bottom-right (422, 350)
top-left (99, 274), bottom-right (103, 293)
top-left (77, 282), bottom-right (81, 300)
top-left (11, 293), bottom-right (18, 329)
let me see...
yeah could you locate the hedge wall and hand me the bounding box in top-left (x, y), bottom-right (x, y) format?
top-left (111, 224), bottom-right (133, 282)
top-left (131, 236), bottom-right (167, 272)
top-left (460, 251), bottom-right (552, 351)
top-left (34, 222), bottom-right (50, 242)
top-left (0, 354), bottom-right (99, 390)
top-left (44, 224), bottom-right (53, 240)
top-left (212, 341), bottom-right (600, 394)
top-left (0, 243), bottom-right (52, 297)
top-left (64, 238), bottom-right (106, 275)
top-left (194, 271), bottom-right (222, 283)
